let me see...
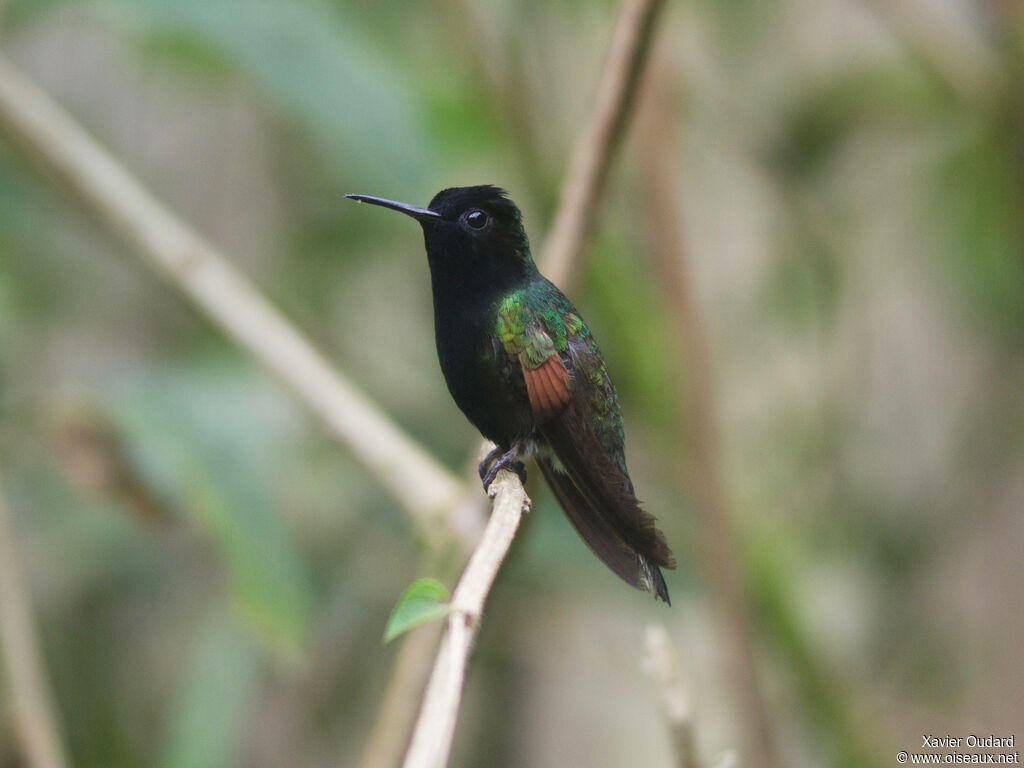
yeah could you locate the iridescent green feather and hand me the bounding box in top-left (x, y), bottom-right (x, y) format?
top-left (492, 277), bottom-right (627, 473)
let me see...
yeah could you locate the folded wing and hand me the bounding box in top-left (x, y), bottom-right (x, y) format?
top-left (508, 313), bottom-right (675, 602)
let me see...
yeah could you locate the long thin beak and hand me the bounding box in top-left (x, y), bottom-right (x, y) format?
top-left (345, 194), bottom-right (441, 222)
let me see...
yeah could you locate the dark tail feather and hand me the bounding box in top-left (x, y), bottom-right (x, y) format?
top-left (538, 409), bottom-right (675, 603)
top-left (542, 409), bottom-right (676, 567)
top-left (539, 459), bottom-right (669, 602)
top-left (649, 562), bottom-right (670, 605)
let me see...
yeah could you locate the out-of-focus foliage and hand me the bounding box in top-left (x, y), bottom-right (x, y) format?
top-left (162, 612), bottom-right (259, 768)
top-left (1, 1), bottom-right (1022, 767)
top-left (105, 0), bottom-right (437, 187)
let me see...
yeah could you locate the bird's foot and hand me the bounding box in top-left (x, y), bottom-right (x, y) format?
top-left (478, 446), bottom-right (527, 491)
top-left (477, 447), bottom-right (504, 483)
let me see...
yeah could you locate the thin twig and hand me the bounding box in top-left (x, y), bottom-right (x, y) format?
top-left (541, 0), bottom-right (666, 290)
top-left (402, 470), bottom-right (530, 768)
top-left (0, 470), bottom-right (71, 768)
top-left (0, 55), bottom-right (466, 533)
top-left (638, 47), bottom-right (778, 768)
top-left (644, 625), bottom-right (700, 768)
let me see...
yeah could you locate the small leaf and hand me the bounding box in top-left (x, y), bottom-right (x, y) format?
top-left (384, 578), bottom-right (451, 644)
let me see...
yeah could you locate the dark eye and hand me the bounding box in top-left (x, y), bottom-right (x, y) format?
top-left (464, 209), bottom-right (489, 230)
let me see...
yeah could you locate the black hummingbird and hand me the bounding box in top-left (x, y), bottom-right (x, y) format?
top-left (346, 185), bottom-right (676, 602)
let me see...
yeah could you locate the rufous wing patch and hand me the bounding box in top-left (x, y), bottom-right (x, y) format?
top-left (519, 352), bottom-right (571, 417)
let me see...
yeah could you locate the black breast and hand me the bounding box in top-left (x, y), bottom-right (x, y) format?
top-left (433, 297), bottom-right (534, 447)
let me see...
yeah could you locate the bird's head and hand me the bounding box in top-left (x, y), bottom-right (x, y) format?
top-left (346, 185), bottom-right (535, 285)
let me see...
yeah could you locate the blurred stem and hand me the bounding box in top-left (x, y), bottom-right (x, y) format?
top-left (402, 470), bottom-right (530, 768)
top-left (638, 48), bottom-right (779, 768)
top-left (0, 470), bottom-right (71, 768)
top-left (0, 54), bottom-right (469, 539)
top-left (644, 625), bottom-right (701, 768)
top-left (541, 0), bottom-right (666, 291)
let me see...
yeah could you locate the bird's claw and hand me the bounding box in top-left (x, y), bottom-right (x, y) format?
top-left (478, 447), bottom-right (504, 483)
top-left (478, 447), bottom-right (527, 491)
top-left (483, 460), bottom-right (527, 492)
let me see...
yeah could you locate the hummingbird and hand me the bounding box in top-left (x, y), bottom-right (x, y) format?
top-left (346, 185), bottom-right (676, 602)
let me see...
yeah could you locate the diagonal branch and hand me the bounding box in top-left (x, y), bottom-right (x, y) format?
top-left (0, 470), bottom-right (71, 768)
top-left (541, 0), bottom-right (666, 290)
top-left (0, 54), bottom-right (466, 533)
top-left (402, 470), bottom-right (530, 768)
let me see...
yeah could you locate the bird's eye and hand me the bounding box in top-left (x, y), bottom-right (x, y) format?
top-left (464, 209), bottom-right (489, 230)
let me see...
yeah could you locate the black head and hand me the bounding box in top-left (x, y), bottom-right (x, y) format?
top-left (345, 185), bottom-right (536, 290)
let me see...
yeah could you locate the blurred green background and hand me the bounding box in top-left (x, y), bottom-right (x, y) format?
top-left (1, 1), bottom-right (1022, 767)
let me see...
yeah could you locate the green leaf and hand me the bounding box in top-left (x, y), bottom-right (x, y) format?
top-left (384, 578), bottom-right (451, 644)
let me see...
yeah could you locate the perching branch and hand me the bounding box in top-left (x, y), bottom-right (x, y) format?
top-left (541, 0), bottom-right (666, 290)
top-left (402, 470), bottom-right (530, 768)
top-left (0, 470), bottom-right (71, 768)
top-left (0, 54), bottom-right (466, 534)
top-left (638, 46), bottom-right (778, 768)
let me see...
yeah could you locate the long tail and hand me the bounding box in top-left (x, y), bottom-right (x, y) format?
top-left (538, 410), bottom-right (675, 603)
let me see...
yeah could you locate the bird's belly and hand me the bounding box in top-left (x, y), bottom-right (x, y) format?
top-left (438, 336), bottom-right (533, 447)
